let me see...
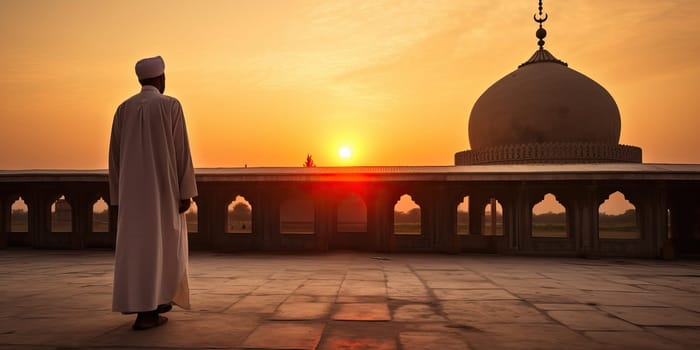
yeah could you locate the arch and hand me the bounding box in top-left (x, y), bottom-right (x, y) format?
top-left (337, 193), bottom-right (367, 232)
top-left (51, 195), bottom-right (72, 232)
top-left (598, 191), bottom-right (639, 239)
top-left (532, 193), bottom-right (567, 238)
top-left (457, 196), bottom-right (470, 235)
top-left (280, 196), bottom-right (314, 234)
top-left (227, 196), bottom-right (252, 234)
top-left (92, 197), bottom-right (109, 233)
top-left (394, 194), bottom-right (421, 235)
top-left (185, 200), bottom-right (198, 233)
top-left (10, 197), bottom-right (28, 232)
top-left (483, 198), bottom-right (503, 236)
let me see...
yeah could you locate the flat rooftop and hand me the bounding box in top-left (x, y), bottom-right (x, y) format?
top-left (1, 250), bottom-right (699, 349)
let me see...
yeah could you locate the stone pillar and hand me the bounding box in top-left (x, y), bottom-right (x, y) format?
top-left (26, 192), bottom-right (42, 248)
top-left (634, 184), bottom-right (667, 258)
top-left (469, 196), bottom-right (486, 236)
top-left (578, 183), bottom-right (598, 257)
top-left (365, 190), bottom-right (379, 252)
top-left (650, 184), bottom-right (671, 258)
top-left (669, 190), bottom-right (700, 256)
top-left (0, 195), bottom-right (7, 248)
top-left (374, 189), bottom-right (394, 253)
top-left (70, 192), bottom-right (88, 250)
top-left (252, 191), bottom-right (269, 251)
top-left (616, 187), bottom-right (657, 258)
top-left (414, 189), bottom-right (434, 252)
top-left (512, 184), bottom-right (530, 252)
top-left (263, 188), bottom-right (281, 251)
top-left (213, 191), bottom-right (226, 251)
top-left (434, 185), bottom-right (459, 253)
top-left (498, 190), bottom-right (516, 253)
top-left (191, 193), bottom-right (212, 251)
top-left (315, 188), bottom-right (332, 252)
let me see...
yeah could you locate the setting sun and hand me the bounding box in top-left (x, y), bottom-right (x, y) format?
top-left (338, 146), bottom-right (352, 159)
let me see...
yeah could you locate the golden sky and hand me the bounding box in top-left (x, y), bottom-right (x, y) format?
top-left (1, 0), bottom-right (699, 169)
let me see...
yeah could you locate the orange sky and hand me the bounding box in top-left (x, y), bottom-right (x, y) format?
top-left (1, 0), bottom-right (699, 169)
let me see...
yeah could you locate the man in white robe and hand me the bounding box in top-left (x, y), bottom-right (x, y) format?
top-left (109, 56), bottom-right (197, 330)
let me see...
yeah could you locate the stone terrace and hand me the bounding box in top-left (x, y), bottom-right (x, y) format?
top-left (1, 251), bottom-right (699, 349)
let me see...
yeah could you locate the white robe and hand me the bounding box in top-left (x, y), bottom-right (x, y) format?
top-left (109, 85), bottom-right (197, 313)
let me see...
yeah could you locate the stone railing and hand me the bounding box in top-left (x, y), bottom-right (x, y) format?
top-left (1, 166), bottom-right (698, 258)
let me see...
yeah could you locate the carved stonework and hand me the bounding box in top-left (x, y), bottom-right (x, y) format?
top-left (455, 143), bottom-right (642, 165)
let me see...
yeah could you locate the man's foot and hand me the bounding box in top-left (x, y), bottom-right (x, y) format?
top-left (132, 311), bottom-right (168, 331)
top-left (156, 303), bottom-right (173, 314)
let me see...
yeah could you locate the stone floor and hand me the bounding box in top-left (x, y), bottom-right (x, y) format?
top-left (1, 250), bottom-right (699, 349)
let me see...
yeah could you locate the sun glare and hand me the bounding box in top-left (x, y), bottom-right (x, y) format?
top-left (339, 146), bottom-right (352, 159)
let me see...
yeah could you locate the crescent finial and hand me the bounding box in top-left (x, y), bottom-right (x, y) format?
top-left (533, 0), bottom-right (548, 50)
top-left (534, 13), bottom-right (548, 24)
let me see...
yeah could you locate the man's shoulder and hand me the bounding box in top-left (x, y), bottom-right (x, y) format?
top-left (162, 94), bottom-right (182, 105)
top-left (152, 93), bottom-right (182, 108)
top-left (116, 91), bottom-right (182, 115)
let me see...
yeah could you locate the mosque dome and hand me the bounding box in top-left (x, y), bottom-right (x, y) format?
top-left (454, 2), bottom-right (641, 165)
top-left (468, 51), bottom-right (621, 150)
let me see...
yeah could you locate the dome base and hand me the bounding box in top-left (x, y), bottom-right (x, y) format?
top-left (455, 143), bottom-right (642, 165)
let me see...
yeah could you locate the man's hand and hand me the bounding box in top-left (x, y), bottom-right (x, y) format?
top-left (179, 199), bottom-right (192, 213)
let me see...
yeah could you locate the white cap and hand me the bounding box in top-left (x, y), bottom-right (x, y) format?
top-left (135, 56), bottom-right (165, 80)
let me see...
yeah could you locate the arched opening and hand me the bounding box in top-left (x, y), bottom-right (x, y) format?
top-left (394, 194), bottom-right (421, 235)
top-left (280, 196), bottom-right (314, 234)
top-left (599, 191), bottom-right (639, 239)
top-left (185, 200), bottom-right (198, 233)
top-left (457, 196), bottom-right (470, 235)
top-left (11, 197), bottom-right (28, 232)
top-left (532, 193), bottom-right (567, 238)
top-left (483, 198), bottom-right (503, 236)
top-left (226, 196), bottom-right (252, 234)
top-left (92, 198), bottom-right (109, 232)
top-left (51, 195), bottom-right (72, 232)
top-left (337, 193), bottom-right (367, 232)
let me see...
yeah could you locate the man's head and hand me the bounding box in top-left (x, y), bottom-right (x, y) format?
top-left (135, 56), bottom-right (166, 93)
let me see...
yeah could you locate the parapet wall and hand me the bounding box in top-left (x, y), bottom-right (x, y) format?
top-left (455, 143), bottom-right (642, 165)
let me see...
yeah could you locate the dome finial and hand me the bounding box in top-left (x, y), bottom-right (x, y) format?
top-left (534, 0), bottom-right (548, 50)
top-left (519, 0), bottom-right (567, 68)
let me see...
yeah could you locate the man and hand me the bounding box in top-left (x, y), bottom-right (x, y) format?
top-left (109, 56), bottom-right (197, 330)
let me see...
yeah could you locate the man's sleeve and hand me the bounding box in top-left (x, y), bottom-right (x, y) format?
top-left (108, 108), bottom-right (121, 206)
top-left (172, 100), bottom-right (198, 200)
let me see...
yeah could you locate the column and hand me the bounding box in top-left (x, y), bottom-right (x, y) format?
top-left (578, 183), bottom-right (598, 257)
top-left (434, 184), bottom-right (459, 253)
top-left (0, 195), bottom-right (7, 248)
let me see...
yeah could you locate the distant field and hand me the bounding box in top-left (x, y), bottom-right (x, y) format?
top-left (92, 219), bottom-right (109, 232)
top-left (457, 224), bottom-right (470, 235)
top-left (599, 226), bottom-right (640, 239)
top-left (532, 224), bottom-right (567, 238)
top-left (483, 223), bottom-right (503, 236)
top-left (11, 222), bottom-right (28, 232)
top-left (394, 223), bottom-right (421, 235)
top-left (51, 220), bottom-right (71, 232)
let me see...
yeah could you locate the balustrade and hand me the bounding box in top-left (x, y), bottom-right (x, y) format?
top-left (1, 168), bottom-right (699, 257)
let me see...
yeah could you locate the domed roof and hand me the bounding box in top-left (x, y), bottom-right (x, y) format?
top-left (455, 1), bottom-right (641, 165)
top-left (468, 50), bottom-right (621, 150)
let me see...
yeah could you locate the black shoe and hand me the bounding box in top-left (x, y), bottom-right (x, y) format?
top-left (156, 303), bottom-right (173, 314)
top-left (132, 311), bottom-right (168, 331)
